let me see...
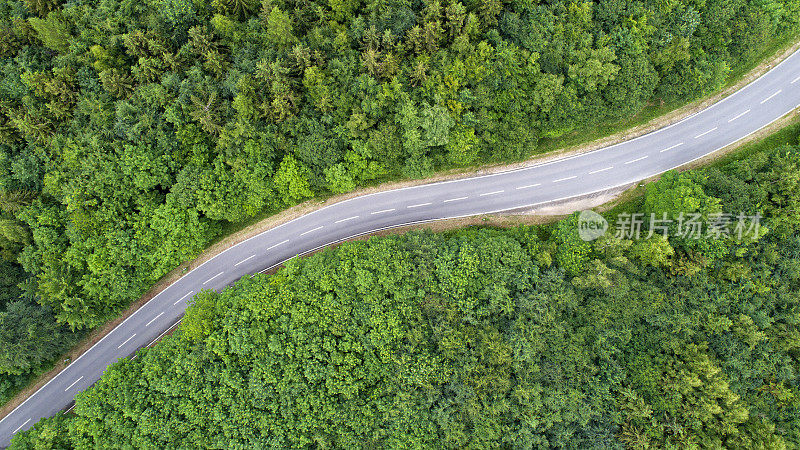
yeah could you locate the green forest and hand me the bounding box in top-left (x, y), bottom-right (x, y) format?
top-left (12, 132), bottom-right (800, 447)
top-left (1, 0), bottom-right (799, 422)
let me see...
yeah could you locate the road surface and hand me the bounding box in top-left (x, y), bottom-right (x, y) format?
top-left (1, 48), bottom-right (800, 447)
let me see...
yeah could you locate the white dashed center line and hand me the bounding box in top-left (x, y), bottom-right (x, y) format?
top-left (335, 216), bottom-right (359, 224)
top-left (792, 75), bottom-right (800, 84)
top-left (625, 156), bottom-right (649, 165)
top-left (694, 127), bottom-right (717, 139)
top-left (443, 197), bottom-right (468, 203)
top-left (267, 239), bottom-right (289, 250)
top-left (371, 208), bottom-right (395, 215)
top-left (202, 272), bottom-right (224, 285)
top-left (234, 255), bottom-right (255, 266)
top-left (12, 419), bottom-right (31, 434)
top-left (553, 176), bottom-right (577, 183)
top-left (65, 376), bottom-right (84, 392)
top-left (118, 334), bottom-right (136, 349)
top-left (760, 89), bottom-right (782, 104)
top-left (660, 143), bottom-right (684, 153)
top-left (588, 166), bottom-right (613, 174)
top-left (407, 202), bottom-right (432, 208)
top-left (728, 109), bottom-right (750, 123)
top-left (174, 291), bottom-right (194, 306)
top-left (516, 183), bottom-right (541, 190)
top-left (479, 190), bottom-right (504, 197)
top-left (299, 226), bottom-right (324, 236)
top-left (146, 312), bottom-right (164, 327)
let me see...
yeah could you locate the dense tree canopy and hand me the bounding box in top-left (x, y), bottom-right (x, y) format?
top-left (1, 0), bottom-right (799, 420)
top-left (13, 142), bottom-right (800, 448)
top-left (0, 0), bottom-right (797, 333)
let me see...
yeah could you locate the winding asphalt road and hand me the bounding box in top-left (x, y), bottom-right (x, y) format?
top-left (1, 48), bottom-right (800, 446)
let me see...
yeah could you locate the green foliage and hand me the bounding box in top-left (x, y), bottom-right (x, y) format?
top-left (324, 163), bottom-right (356, 193)
top-left (6, 409), bottom-right (71, 449)
top-left (0, 0), bottom-right (799, 424)
top-left (0, 217), bottom-right (29, 260)
top-left (263, 6), bottom-right (296, 47)
top-left (0, 0), bottom-right (793, 334)
top-left (551, 213), bottom-right (591, 275)
top-left (17, 153), bottom-right (800, 446)
top-left (180, 289), bottom-right (217, 342)
top-left (0, 256), bottom-right (80, 403)
top-left (629, 237), bottom-right (675, 268)
top-left (445, 125), bottom-right (479, 165)
top-left (645, 170), bottom-right (721, 219)
top-left (27, 11), bottom-right (69, 53)
top-left (23, 0), bottom-right (60, 18)
top-left (214, 0), bottom-right (258, 18)
top-left (0, 299), bottom-right (75, 376)
top-left (158, 0), bottom-right (195, 25)
top-left (756, 146), bottom-right (800, 235)
top-left (273, 155), bottom-right (313, 204)
top-left (98, 69), bottom-right (133, 99)
top-left (23, 133), bottom-right (800, 448)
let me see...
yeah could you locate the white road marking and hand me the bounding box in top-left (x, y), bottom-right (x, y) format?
top-left (299, 226), bottom-right (324, 236)
top-left (147, 319), bottom-right (182, 347)
top-left (174, 291), bottom-right (194, 306)
top-left (335, 216), bottom-right (359, 224)
top-left (624, 156), bottom-right (649, 165)
top-left (443, 196), bottom-right (468, 203)
top-left (792, 75), bottom-right (800, 84)
top-left (760, 89), bottom-right (781, 104)
top-left (12, 419), bottom-right (31, 434)
top-left (553, 176), bottom-right (577, 183)
top-left (407, 202), bottom-right (432, 208)
top-left (479, 190), bottom-right (504, 197)
top-left (660, 142), bottom-right (684, 153)
top-left (146, 312), bottom-right (164, 327)
top-left (515, 183), bottom-right (541, 190)
top-left (202, 272), bottom-right (224, 285)
top-left (694, 127), bottom-right (717, 139)
top-left (118, 334), bottom-right (136, 349)
top-left (64, 376), bottom-right (83, 392)
top-left (267, 239), bottom-right (289, 250)
top-left (728, 109), bottom-right (750, 122)
top-left (371, 208), bottom-right (395, 215)
top-left (234, 255), bottom-right (256, 266)
top-left (588, 167), bottom-right (613, 174)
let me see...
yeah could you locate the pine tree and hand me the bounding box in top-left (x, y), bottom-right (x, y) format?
top-left (99, 68), bottom-right (134, 98)
top-left (190, 92), bottom-right (223, 135)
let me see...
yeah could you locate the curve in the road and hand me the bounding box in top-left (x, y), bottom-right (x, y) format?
top-left (2, 48), bottom-right (800, 447)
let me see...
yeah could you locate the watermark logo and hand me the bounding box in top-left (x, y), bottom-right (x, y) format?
top-left (578, 210), bottom-right (608, 241)
top-left (575, 211), bottom-right (762, 242)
